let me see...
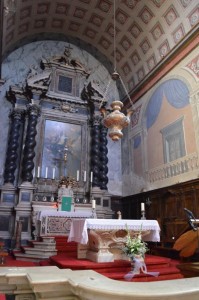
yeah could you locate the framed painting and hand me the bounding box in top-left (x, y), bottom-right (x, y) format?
top-left (40, 119), bottom-right (82, 180)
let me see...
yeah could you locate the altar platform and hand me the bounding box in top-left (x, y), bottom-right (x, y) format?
top-left (68, 219), bottom-right (160, 262)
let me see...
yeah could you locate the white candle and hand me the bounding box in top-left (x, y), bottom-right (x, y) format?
top-left (77, 170), bottom-right (79, 181)
top-left (84, 171), bottom-right (86, 182)
top-left (37, 166), bottom-right (40, 178)
top-left (52, 167), bottom-right (55, 179)
top-left (45, 167), bottom-right (48, 178)
top-left (141, 202), bottom-right (145, 211)
top-left (92, 199), bottom-right (96, 209)
top-left (32, 167), bottom-right (35, 178)
top-left (90, 171), bottom-right (93, 183)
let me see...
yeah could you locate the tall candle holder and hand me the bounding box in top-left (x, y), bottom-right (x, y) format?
top-left (141, 210), bottom-right (146, 220)
top-left (91, 198), bottom-right (96, 218)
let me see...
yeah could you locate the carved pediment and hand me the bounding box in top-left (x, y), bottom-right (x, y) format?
top-left (20, 46), bottom-right (91, 104)
top-left (6, 47), bottom-right (105, 109)
top-left (41, 46), bottom-right (90, 78)
top-left (27, 71), bottom-right (51, 90)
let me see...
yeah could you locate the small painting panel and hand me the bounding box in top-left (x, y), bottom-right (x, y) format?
top-left (2, 193), bottom-right (15, 203)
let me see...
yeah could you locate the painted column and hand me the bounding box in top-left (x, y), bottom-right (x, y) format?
top-left (90, 115), bottom-right (101, 188)
top-left (99, 124), bottom-right (108, 190)
top-left (4, 109), bottom-right (24, 185)
top-left (21, 104), bottom-right (40, 183)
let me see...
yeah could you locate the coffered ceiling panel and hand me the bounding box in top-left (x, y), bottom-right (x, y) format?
top-left (1, 0), bottom-right (199, 97)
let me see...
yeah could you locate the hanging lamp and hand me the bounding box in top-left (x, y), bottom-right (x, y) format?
top-left (100, 0), bottom-right (134, 142)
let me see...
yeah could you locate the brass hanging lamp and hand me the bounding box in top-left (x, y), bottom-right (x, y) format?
top-left (100, 0), bottom-right (134, 142)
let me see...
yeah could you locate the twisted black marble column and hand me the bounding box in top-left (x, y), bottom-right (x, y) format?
top-left (21, 104), bottom-right (40, 183)
top-left (99, 125), bottom-right (108, 190)
top-left (4, 109), bottom-right (24, 185)
top-left (90, 116), bottom-right (101, 187)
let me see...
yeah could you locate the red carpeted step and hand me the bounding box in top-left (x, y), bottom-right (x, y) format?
top-left (53, 236), bottom-right (77, 253)
top-left (50, 253), bottom-right (131, 271)
top-left (0, 251), bottom-right (183, 282)
top-left (49, 253), bottom-right (183, 282)
top-left (99, 265), bottom-right (182, 280)
top-left (99, 265), bottom-right (184, 282)
top-left (39, 260), bottom-right (53, 266)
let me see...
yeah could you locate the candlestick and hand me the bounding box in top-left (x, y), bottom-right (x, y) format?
top-left (141, 202), bottom-right (145, 211)
top-left (92, 199), bottom-right (96, 209)
top-left (90, 171), bottom-right (93, 183)
top-left (45, 167), bottom-right (48, 178)
top-left (77, 170), bottom-right (79, 181)
top-left (83, 171), bottom-right (86, 182)
top-left (37, 166), bottom-right (40, 178)
top-left (141, 211), bottom-right (146, 220)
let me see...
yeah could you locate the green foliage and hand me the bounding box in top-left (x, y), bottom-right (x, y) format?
top-left (122, 226), bottom-right (148, 258)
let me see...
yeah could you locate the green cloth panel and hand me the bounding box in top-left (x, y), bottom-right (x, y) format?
top-left (61, 196), bottom-right (72, 211)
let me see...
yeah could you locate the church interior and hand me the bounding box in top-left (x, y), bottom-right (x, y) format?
top-left (0, 0), bottom-right (199, 299)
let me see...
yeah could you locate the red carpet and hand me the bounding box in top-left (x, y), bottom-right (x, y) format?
top-left (0, 237), bottom-right (183, 289)
top-left (44, 251), bottom-right (183, 282)
top-left (47, 236), bottom-right (184, 282)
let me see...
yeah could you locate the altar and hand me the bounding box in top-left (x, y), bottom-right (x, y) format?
top-left (68, 219), bottom-right (160, 262)
top-left (37, 210), bottom-right (96, 237)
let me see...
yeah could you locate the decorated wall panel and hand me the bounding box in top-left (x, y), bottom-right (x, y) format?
top-left (124, 44), bottom-right (199, 196)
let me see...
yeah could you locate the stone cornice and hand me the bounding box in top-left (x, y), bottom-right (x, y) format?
top-left (0, 266), bottom-right (199, 300)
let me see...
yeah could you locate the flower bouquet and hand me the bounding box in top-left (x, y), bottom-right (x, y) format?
top-left (122, 227), bottom-right (148, 259)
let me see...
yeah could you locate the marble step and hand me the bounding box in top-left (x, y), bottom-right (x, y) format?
top-left (14, 251), bottom-right (56, 262)
top-left (40, 237), bottom-right (56, 243)
top-left (30, 241), bottom-right (56, 250)
top-left (22, 246), bottom-right (57, 256)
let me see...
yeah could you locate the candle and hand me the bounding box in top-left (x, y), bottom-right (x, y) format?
top-left (77, 170), bottom-right (79, 181)
top-left (141, 202), bottom-right (145, 211)
top-left (52, 167), bottom-right (55, 179)
top-left (84, 171), bottom-right (86, 182)
top-left (37, 166), bottom-right (40, 178)
top-left (32, 167), bottom-right (35, 178)
top-left (90, 171), bottom-right (93, 183)
top-left (45, 167), bottom-right (48, 178)
top-left (92, 199), bottom-right (96, 209)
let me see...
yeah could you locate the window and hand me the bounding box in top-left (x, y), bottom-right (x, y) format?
top-left (161, 118), bottom-right (185, 163)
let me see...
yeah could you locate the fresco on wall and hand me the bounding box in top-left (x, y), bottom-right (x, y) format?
top-left (129, 74), bottom-right (199, 194)
top-left (41, 120), bottom-right (82, 179)
top-left (133, 134), bottom-right (142, 177)
top-left (146, 79), bottom-right (193, 169)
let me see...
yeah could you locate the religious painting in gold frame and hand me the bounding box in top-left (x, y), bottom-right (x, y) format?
top-left (41, 119), bottom-right (82, 180)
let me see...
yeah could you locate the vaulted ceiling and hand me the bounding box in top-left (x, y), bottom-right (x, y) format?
top-left (1, 0), bottom-right (198, 99)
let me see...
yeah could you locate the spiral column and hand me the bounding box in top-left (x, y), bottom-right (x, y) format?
top-left (90, 115), bottom-right (101, 188)
top-left (4, 109), bottom-right (24, 185)
top-left (99, 125), bottom-right (108, 190)
top-left (21, 104), bottom-right (40, 183)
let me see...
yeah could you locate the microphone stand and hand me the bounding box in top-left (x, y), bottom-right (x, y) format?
top-left (184, 208), bottom-right (199, 257)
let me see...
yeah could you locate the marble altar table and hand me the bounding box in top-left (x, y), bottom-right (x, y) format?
top-left (37, 210), bottom-right (96, 237)
top-left (68, 219), bottom-right (160, 262)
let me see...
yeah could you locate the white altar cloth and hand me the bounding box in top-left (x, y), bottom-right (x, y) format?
top-left (68, 219), bottom-right (160, 245)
